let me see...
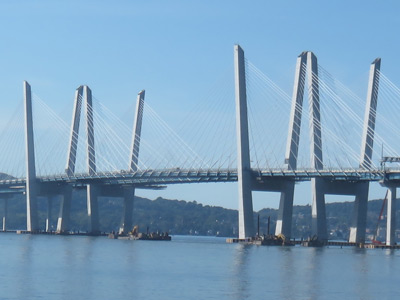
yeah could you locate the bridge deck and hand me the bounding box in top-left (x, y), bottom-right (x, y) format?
top-left (0, 168), bottom-right (395, 193)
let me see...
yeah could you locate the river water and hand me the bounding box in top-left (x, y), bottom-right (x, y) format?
top-left (0, 234), bottom-right (399, 300)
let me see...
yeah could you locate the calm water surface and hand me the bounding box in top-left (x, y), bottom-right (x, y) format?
top-left (0, 234), bottom-right (399, 300)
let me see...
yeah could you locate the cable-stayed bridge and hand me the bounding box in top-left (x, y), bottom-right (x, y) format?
top-left (1, 45), bottom-right (400, 246)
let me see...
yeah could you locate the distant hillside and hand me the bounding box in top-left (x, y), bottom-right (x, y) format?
top-left (0, 173), bottom-right (15, 180)
top-left (0, 191), bottom-right (396, 239)
top-left (0, 191), bottom-right (238, 236)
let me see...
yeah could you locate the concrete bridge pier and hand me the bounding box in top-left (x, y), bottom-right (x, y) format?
top-left (116, 89), bottom-right (145, 234)
top-left (56, 186), bottom-right (72, 233)
top-left (349, 183), bottom-right (369, 243)
top-left (119, 187), bottom-right (135, 234)
top-left (64, 85), bottom-right (100, 234)
top-left (87, 184), bottom-right (100, 234)
top-left (84, 86), bottom-right (101, 234)
top-left (276, 52), bottom-right (307, 239)
top-left (277, 51), bottom-right (328, 241)
top-left (386, 187), bottom-right (396, 246)
top-left (2, 196), bottom-right (8, 231)
top-left (46, 196), bottom-right (53, 232)
top-left (275, 182), bottom-right (295, 238)
top-left (306, 52), bottom-right (328, 241)
top-left (311, 178), bottom-right (327, 240)
top-left (98, 185), bottom-right (134, 235)
top-left (349, 58), bottom-right (381, 243)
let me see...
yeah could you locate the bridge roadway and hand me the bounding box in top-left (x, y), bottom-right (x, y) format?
top-left (0, 168), bottom-right (396, 193)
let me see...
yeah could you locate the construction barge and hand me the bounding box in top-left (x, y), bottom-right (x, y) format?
top-left (226, 236), bottom-right (400, 249)
top-left (227, 214), bottom-right (400, 248)
top-left (226, 234), bottom-right (295, 246)
top-left (108, 225), bottom-right (171, 241)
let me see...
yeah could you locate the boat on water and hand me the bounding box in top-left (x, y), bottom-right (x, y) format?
top-left (301, 235), bottom-right (325, 247)
top-left (108, 225), bottom-right (171, 241)
top-left (256, 234), bottom-right (295, 246)
top-left (253, 215), bottom-right (294, 246)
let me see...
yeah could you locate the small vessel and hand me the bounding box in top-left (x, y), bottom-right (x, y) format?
top-left (128, 231), bottom-right (171, 241)
top-left (108, 225), bottom-right (171, 241)
top-left (255, 215), bottom-right (294, 246)
top-left (257, 233), bottom-right (295, 246)
top-left (301, 235), bottom-right (325, 247)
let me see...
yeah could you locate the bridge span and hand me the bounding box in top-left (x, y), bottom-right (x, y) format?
top-left (0, 168), bottom-right (390, 188)
top-left (1, 45), bottom-right (400, 246)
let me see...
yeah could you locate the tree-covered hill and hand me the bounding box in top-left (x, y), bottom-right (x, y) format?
top-left (0, 191), bottom-right (396, 240)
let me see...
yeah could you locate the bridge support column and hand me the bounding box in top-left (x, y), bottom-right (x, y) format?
top-left (83, 86), bottom-right (100, 234)
top-left (87, 184), bottom-right (100, 234)
top-left (276, 52), bottom-right (307, 238)
top-left (65, 85), bottom-right (100, 234)
top-left (386, 187), bottom-right (396, 246)
top-left (65, 86), bottom-right (84, 175)
top-left (130, 90), bottom-right (145, 171)
top-left (360, 58), bottom-right (381, 170)
top-left (24, 81), bottom-right (39, 232)
top-left (275, 182), bottom-right (295, 238)
top-left (234, 45), bottom-right (255, 239)
top-left (119, 187), bottom-right (135, 234)
top-left (56, 187), bottom-right (72, 233)
top-left (119, 90), bottom-right (145, 234)
top-left (311, 178), bottom-right (327, 240)
top-left (349, 184), bottom-right (369, 243)
top-left (2, 197), bottom-right (8, 231)
top-left (349, 58), bottom-right (381, 243)
top-left (306, 52), bottom-right (327, 241)
top-left (46, 197), bottom-right (52, 232)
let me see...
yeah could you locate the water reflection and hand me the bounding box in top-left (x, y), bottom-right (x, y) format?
top-left (279, 247), bottom-right (296, 300)
top-left (2, 235), bottom-right (400, 300)
top-left (307, 248), bottom-right (324, 300)
top-left (66, 236), bottom-right (97, 300)
top-left (231, 244), bottom-right (252, 300)
top-left (17, 235), bottom-right (35, 299)
top-left (352, 248), bottom-right (371, 300)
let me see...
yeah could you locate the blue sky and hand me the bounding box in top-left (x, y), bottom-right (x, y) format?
top-left (0, 1), bottom-right (399, 210)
